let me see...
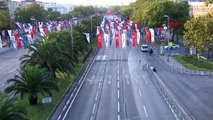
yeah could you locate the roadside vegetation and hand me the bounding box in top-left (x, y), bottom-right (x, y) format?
top-left (174, 55), bottom-right (213, 71)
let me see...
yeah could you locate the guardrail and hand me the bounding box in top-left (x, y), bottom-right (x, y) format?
top-left (48, 48), bottom-right (99, 120)
top-left (157, 55), bottom-right (213, 77)
top-left (143, 64), bottom-right (194, 120)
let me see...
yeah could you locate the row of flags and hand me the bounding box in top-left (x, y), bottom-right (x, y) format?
top-left (0, 19), bottom-right (79, 49)
top-left (96, 17), bottom-right (169, 49)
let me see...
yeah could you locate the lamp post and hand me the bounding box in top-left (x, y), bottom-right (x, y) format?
top-left (164, 15), bottom-right (170, 62)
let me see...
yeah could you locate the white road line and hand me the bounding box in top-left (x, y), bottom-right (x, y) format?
top-left (117, 81), bottom-right (120, 89)
top-left (0, 83), bottom-right (5, 88)
top-left (127, 80), bottom-right (129, 84)
top-left (74, 88), bottom-right (77, 92)
top-left (117, 90), bottom-right (120, 99)
top-left (9, 68), bottom-right (17, 73)
top-left (143, 105), bottom-right (148, 118)
top-left (139, 89), bottom-right (142, 96)
top-left (117, 102), bottom-right (120, 113)
top-left (98, 83), bottom-right (101, 89)
top-left (92, 103), bottom-right (96, 114)
top-left (95, 92), bottom-right (99, 101)
top-left (90, 116), bottom-right (94, 120)
top-left (108, 80), bottom-right (111, 84)
top-left (144, 78), bottom-right (148, 85)
top-left (118, 114), bottom-right (120, 120)
top-left (118, 76), bottom-right (120, 80)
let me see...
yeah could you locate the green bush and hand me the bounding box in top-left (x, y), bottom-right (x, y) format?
top-left (182, 55), bottom-right (213, 69)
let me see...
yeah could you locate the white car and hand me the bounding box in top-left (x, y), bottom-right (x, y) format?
top-left (141, 44), bottom-right (149, 52)
top-left (164, 44), bottom-right (180, 50)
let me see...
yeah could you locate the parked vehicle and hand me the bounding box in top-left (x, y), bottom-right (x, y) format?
top-left (141, 44), bottom-right (149, 52)
top-left (164, 44), bottom-right (180, 50)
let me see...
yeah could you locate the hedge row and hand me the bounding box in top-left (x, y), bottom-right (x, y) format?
top-left (182, 55), bottom-right (213, 69)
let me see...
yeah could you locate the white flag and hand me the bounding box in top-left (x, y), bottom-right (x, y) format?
top-left (136, 29), bottom-right (140, 45)
top-left (104, 33), bottom-right (109, 48)
top-left (121, 33), bottom-right (126, 48)
top-left (149, 28), bottom-right (155, 43)
top-left (83, 33), bottom-right (90, 43)
top-left (0, 36), bottom-right (2, 48)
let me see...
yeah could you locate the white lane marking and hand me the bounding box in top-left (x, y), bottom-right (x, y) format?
top-left (0, 83), bottom-right (5, 88)
top-left (117, 81), bottom-right (120, 89)
top-left (143, 76), bottom-right (148, 85)
top-left (127, 80), bottom-right (129, 84)
top-left (143, 105), bottom-right (148, 118)
top-left (117, 90), bottom-right (120, 99)
top-left (118, 114), bottom-right (120, 120)
top-left (95, 92), bottom-right (99, 101)
top-left (98, 83), bottom-right (101, 89)
top-left (144, 78), bottom-right (148, 85)
top-left (117, 102), bottom-right (120, 113)
top-left (9, 68), bottom-right (17, 73)
top-left (118, 76), bottom-right (120, 81)
top-left (139, 89), bottom-right (142, 96)
top-left (90, 116), bottom-right (94, 120)
top-left (74, 88), bottom-right (77, 92)
top-left (108, 80), bottom-right (111, 84)
top-left (92, 103), bottom-right (96, 114)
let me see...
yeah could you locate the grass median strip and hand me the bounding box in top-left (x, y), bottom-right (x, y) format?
top-left (174, 56), bottom-right (213, 72)
top-left (16, 55), bottom-right (85, 120)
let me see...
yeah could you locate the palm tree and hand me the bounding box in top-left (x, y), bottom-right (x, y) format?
top-left (5, 65), bottom-right (59, 105)
top-left (0, 96), bottom-right (28, 120)
top-left (20, 39), bottom-right (75, 78)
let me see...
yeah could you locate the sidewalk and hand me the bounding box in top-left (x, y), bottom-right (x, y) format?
top-left (0, 47), bottom-right (12, 55)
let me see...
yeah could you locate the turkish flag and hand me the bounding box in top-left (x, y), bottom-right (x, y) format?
top-left (13, 30), bottom-right (22, 49)
top-left (115, 33), bottom-right (119, 48)
top-left (97, 33), bottom-right (102, 48)
top-left (132, 31), bottom-right (136, 47)
top-left (145, 28), bottom-right (150, 43)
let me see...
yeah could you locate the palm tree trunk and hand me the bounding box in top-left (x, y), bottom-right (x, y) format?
top-left (29, 94), bottom-right (38, 105)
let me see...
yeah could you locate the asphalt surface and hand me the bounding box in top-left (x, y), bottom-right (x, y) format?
top-left (0, 49), bottom-right (27, 91)
top-left (63, 45), bottom-right (175, 120)
top-left (143, 47), bottom-right (213, 120)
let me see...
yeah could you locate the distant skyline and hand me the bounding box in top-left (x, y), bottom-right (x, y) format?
top-left (13, 0), bottom-right (136, 6)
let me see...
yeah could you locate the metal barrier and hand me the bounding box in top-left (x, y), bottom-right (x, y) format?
top-left (143, 64), bottom-right (194, 120)
top-left (157, 55), bottom-right (213, 76)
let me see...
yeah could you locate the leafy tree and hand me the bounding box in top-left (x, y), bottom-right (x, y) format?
top-left (120, 4), bottom-right (134, 19)
top-left (69, 5), bottom-right (96, 17)
top-left (47, 11), bottom-right (61, 21)
top-left (14, 3), bottom-right (47, 23)
top-left (108, 6), bottom-right (121, 15)
top-left (0, 96), bottom-right (28, 120)
top-left (5, 65), bottom-right (59, 105)
top-left (184, 13), bottom-right (213, 58)
top-left (0, 10), bottom-right (10, 29)
top-left (20, 39), bottom-right (75, 78)
top-left (205, 0), bottom-right (213, 5)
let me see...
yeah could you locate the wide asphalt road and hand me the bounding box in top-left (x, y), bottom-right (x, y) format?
top-left (0, 49), bottom-right (27, 91)
top-left (63, 45), bottom-right (175, 120)
top-left (142, 47), bottom-right (213, 120)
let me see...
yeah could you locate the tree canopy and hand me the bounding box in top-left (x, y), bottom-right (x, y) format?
top-left (184, 13), bottom-right (213, 57)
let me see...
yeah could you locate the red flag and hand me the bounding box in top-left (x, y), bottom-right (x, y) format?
top-left (145, 28), bottom-right (150, 43)
top-left (132, 31), bottom-right (136, 47)
top-left (13, 29), bottom-right (22, 49)
top-left (115, 33), bottom-right (119, 48)
top-left (97, 33), bottom-right (102, 48)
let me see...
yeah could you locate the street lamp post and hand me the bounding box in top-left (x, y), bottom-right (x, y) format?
top-left (164, 15), bottom-right (170, 62)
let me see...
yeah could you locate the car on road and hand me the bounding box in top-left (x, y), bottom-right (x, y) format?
top-left (164, 44), bottom-right (180, 50)
top-left (141, 44), bottom-right (149, 52)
